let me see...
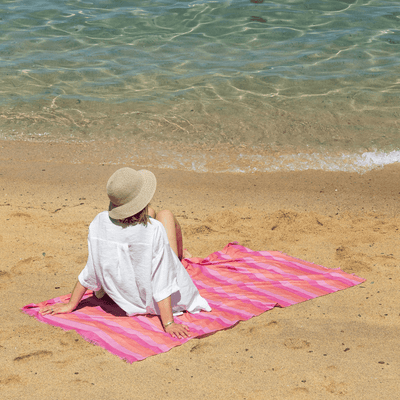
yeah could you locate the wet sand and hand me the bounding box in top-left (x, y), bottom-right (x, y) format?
top-left (1, 140), bottom-right (399, 399)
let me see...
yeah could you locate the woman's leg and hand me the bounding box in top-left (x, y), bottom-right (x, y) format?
top-left (156, 210), bottom-right (183, 260)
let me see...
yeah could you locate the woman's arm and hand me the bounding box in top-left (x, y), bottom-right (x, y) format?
top-left (157, 296), bottom-right (191, 339)
top-left (39, 280), bottom-right (87, 315)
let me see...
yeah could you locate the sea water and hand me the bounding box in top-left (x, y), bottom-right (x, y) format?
top-left (1, 0), bottom-right (399, 172)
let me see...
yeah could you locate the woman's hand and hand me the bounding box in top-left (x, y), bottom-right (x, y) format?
top-left (39, 302), bottom-right (74, 316)
top-left (157, 296), bottom-right (191, 338)
top-left (39, 280), bottom-right (87, 316)
top-left (165, 322), bottom-right (191, 339)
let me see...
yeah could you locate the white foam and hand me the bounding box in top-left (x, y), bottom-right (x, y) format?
top-left (356, 150), bottom-right (400, 168)
top-left (234, 151), bottom-right (400, 173)
top-left (141, 149), bottom-right (400, 174)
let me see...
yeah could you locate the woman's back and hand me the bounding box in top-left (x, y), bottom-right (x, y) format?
top-left (79, 211), bottom-right (211, 317)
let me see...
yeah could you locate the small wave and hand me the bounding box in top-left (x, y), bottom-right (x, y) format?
top-left (125, 147), bottom-right (400, 174)
top-left (231, 151), bottom-right (400, 173)
top-left (1, 128), bottom-right (399, 174)
top-left (356, 150), bottom-right (400, 169)
top-left (240, 150), bottom-right (400, 173)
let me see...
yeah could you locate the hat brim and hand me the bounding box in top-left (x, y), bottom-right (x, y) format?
top-left (108, 169), bottom-right (156, 220)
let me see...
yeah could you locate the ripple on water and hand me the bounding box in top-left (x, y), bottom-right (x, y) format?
top-left (0, 0), bottom-right (399, 163)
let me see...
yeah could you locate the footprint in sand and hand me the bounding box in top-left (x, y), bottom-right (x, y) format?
top-left (0, 270), bottom-right (11, 279)
top-left (11, 257), bottom-right (40, 275)
top-left (75, 255), bottom-right (88, 264)
top-left (13, 350), bottom-right (53, 363)
top-left (325, 379), bottom-right (347, 395)
top-left (190, 341), bottom-right (212, 354)
top-left (0, 270), bottom-right (12, 289)
top-left (10, 212), bottom-right (31, 219)
top-left (186, 225), bottom-right (214, 236)
top-left (0, 375), bottom-right (21, 385)
top-left (40, 256), bottom-right (63, 273)
top-left (241, 320), bottom-right (280, 335)
top-left (283, 338), bottom-right (311, 350)
top-left (335, 246), bottom-right (372, 272)
top-left (11, 256), bottom-right (62, 275)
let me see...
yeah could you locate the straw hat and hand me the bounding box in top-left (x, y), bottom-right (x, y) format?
top-left (106, 167), bottom-right (156, 219)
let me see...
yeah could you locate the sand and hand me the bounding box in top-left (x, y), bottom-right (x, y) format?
top-left (1, 140), bottom-right (399, 399)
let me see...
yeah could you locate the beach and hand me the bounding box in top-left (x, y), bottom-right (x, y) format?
top-left (1, 140), bottom-right (399, 399)
top-left (1, 0), bottom-right (399, 397)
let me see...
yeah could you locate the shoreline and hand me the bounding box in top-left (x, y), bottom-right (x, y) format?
top-left (1, 140), bottom-right (399, 399)
top-left (1, 139), bottom-right (399, 216)
top-left (2, 137), bottom-right (400, 175)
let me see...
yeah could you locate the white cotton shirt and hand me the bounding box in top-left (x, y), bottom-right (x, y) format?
top-left (78, 211), bottom-right (211, 316)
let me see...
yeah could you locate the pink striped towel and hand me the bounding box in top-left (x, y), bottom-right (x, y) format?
top-left (22, 243), bottom-right (365, 362)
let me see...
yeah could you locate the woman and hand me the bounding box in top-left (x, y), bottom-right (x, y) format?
top-left (40, 167), bottom-right (211, 339)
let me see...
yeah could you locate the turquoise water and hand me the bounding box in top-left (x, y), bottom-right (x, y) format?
top-left (1, 0), bottom-right (400, 172)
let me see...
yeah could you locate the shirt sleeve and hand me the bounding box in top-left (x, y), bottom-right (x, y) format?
top-left (151, 227), bottom-right (180, 303)
top-left (78, 238), bottom-right (101, 291)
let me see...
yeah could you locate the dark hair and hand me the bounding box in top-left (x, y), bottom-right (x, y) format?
top-left (120, 205), bottom-right (151, 226)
